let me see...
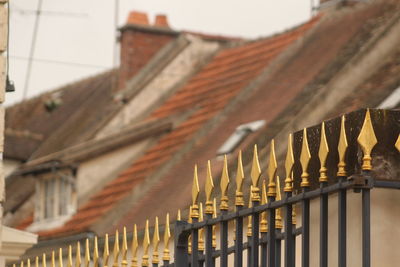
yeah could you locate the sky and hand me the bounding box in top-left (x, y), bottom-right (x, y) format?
top-left (6, 0), bottom-right (317, 105)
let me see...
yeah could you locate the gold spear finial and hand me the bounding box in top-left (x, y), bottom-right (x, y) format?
top-left (191, 165), bottom-right (200, 219)
top-left (395, 135), bottom-right (400, 152)
top-left (36, 256), bottom-right (39, 267)
top-left (212, 198), bottom-right (217, 248)
top-left (76, 242), bottom-right (82, 267)
top-left (220, 155), bottom-right (230, 210)
top-left (275, 176), bottom-right (283, 229)
top-left (319, 122), bottom-right (329, 182)
top-left (43, 253), bottom-right (47, 267)
top-left (205, 161), bottom-right (214, 214)
top-left (51, 251), bottom-right (55, 267)
top-left (235, 150), bottom-right (245, 206)
top-left (284, 134), bottom-right (294, 192)
top-left (198, 203), bottom-right (205, 251)
top-left (337, 116), bottom-right (348, 177)
top-left (260, 179), bottom-right (268, 233)
top-left (103, 234), bottom-right (110, 267)
top-left (58, 249), bottom-right (63, 267)
top-left (121, 228), bottom-right (128, 267)
top-left (84, 239), bottom-right (90, 267)
top-left (300, 128), bottom-right (311, 188)
top-left (67, 246), bottom-right (73, 267)
top-left (131, 225), bottom-right (138, 267)
top-left (21, 260), bottom-right (24, 267)
top-left (267, 140), bottom-right (277, 196)
top-left (357, 109), bottom-right (378, 171)
top-left (113, 230), bottom-right (120, 267)
top-left (152, 217), bottom-right (160, 264)
top-left (93, 238), bottom-right (98, 267)
top-left (251, 145), bottom-right (261, 201)
top-left (142, 220), bottom-right (150, 267)
top-left (28, 259), bottom-right (31, 267)
top-left (177, 209), bottom-right (181, 221)
top-left (247, 187), bottom-right (253, 236)
top-left (163, 213), bottom-right (171, 262)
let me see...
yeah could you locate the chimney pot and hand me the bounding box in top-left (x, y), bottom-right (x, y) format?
top-left (127, 11), bottom-right (149, 25)
top-left (154, 14), bottom-right (169, 28)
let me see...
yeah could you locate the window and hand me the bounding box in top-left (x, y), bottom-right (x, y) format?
top-left (34, 171), bottom-right (77, 224)
top-left (217, 120), bottom-right (266, 155)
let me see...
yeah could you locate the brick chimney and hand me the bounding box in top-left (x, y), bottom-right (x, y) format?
top-left (118, 11), bottom-right (178, 91)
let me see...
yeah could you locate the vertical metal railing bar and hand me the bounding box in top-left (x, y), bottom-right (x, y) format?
top-left (275, 228), bottom-right (282, 267)
top-left (301, 191), bottom-right (310, 267)
top-left (251, 201), bottom-right (260, 267)
top-left (319, 183), bottom-right (328, 267)
top-left (284, 192), bottom-right (293, 267)
top-left (220, 209), bottom-right (229, 267)
top-left (362, 183), bottom-right (371, 267)
top-left (260, 232), bottom-right (268, 267)
top-left (338, 178), bottom-right (347, 267)
top-left (268, 197), bottom-right (276, 267)
top-left (192, 217), bottom-right (200, 267)
top-left (235, 206), bottom-right (244, 267)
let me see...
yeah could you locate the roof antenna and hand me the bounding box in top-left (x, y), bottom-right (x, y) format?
top-left (22, 0), bottom-right (44, 101)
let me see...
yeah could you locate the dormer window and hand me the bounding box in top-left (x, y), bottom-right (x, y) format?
top-left (217, 120), bottom-right (266, 155)
top-left (29, 165), bottom-right (77, 231)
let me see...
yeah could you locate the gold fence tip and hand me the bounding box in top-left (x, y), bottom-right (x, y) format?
top-left (235, 150), bottom-right (245, 206)
top-left (67, 246), bottom-right (73, 267)
top-left (198, 203), bottom-right (205, 251)
top-left (20, 261), bottom-right (24, 267)
top-left (247, 186), bottom-right (253, 236)
top-left (395, 134), bottom-right (400, 152)
top-left (122, 227), bottom-right (128, 266)
top-left (319, 122), bottom-right (329, 182)
top-left (142, 220), bottom-right (150, 267)
top-left (35, 256), bottom-right (39, 267)
top-left (260, 179), bottom-right (268, 233)
top-left (51, 251), bottom-right (55, 267)
top-left (212, 198), bottom-right (217, 248)
top-left (220, 155), bottom-right (230, 211)
top-left (205, 160), bottom-right (214, 214)
top-left (284, 134), bottom-right (294, 192)
top-left (300, 128), bottom-right (311, 188)
top-left (84, 239), bottom-right (90, 267)
top-left (357, 109), bottom-right (378, 171)
top-left (163, 213), bottom-right (171, 261)
top-left (76, 241), bottom-right (82, 267)
top-left (42, 254), bottom-right (47, 267)
top-left (267, 140), bottom-right (277, 197)
top-left (93, 236), bottom-right (99, 267)
top-left (152, 217), bottom-right (160, 264)
top-left (113, 230), bottom-right (120, 267)
top-left (27, 259), bottom-right (31, 267)
top-left (251, 144), bottom-right (261, 190)
top-left (58, 248), bottom-right (63, 267)
top-left (191, 165), bottom-right (200, 219)
top-left (212, 198), bottom-right (217, 218)
top-left (103, 234), bottom-right (109, 267)
top-left (177, 209), bottom-right (181, 221)
top-left (337, 115), bottom-right (348, 177)
top-left (276, 176), bottom-right (283, 229)
top-left (131, 225), bottom-right (138, 267)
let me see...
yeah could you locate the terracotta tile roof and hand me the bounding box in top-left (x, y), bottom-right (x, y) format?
top-left (34, 17), bottom-right (319, 239)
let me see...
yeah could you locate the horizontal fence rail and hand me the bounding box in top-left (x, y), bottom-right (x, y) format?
top-left (13, 109), bottom-right (400, 267)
